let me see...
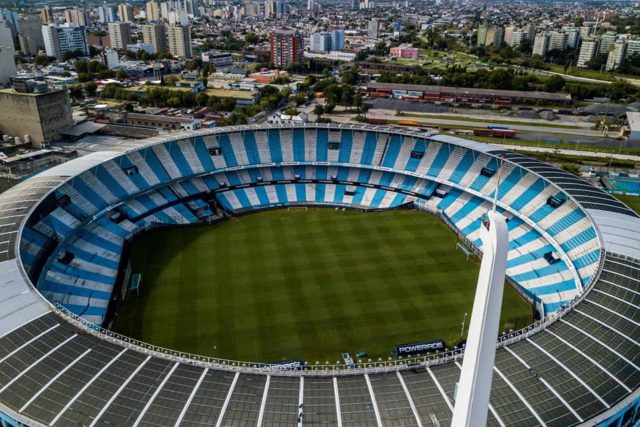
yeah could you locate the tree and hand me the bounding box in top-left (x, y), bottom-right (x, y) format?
top-left (75, 60), bottom-right (88, 74)
top-left (68, 85), bottom-right (84, 99)
top-left (168, 96), bottom-right (182, 107)
top-left (84, 81), bottom-right (98, 97)
top-left (164, 75), bottom-right (179, 87)
top-left (35, 55), bottom-right (51, 66)
top-left (196, 92), bottom-right (209, 106)
top-left (116, 69), bottom-right (128, 80)
top-left (342, 68), bottom-right (359, 85)
top-left (544, 75), bottom-right (565, 92)
top-left (313, 105), bottom-right (324, 122)
top-left (77, 73), bottom-right (92, 83)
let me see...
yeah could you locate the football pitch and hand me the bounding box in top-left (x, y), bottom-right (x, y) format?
top-left (111, 208), bottom-right (532, 363)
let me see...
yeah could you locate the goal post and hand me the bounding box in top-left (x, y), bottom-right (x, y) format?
top-left (129, 273), bottom-right (142, 296)
top-left (456, 242), bottom-right (474, 261)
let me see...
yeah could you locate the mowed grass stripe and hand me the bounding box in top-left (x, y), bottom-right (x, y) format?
top-left (112, 208), bottom-right (532, 363)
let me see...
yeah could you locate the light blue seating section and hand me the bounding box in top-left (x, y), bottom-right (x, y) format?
top-left (25, 128), bottom-right (603, 320)
top-left (216, 184), bottom-right (410, 212)
top-left (439, 191), bottom-right (578, 312)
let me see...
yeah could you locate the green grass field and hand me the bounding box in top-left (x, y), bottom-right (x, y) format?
top-left (615, 194), bottom-right (640, 215)
top-left (112, 208), bottom-right (532, 363)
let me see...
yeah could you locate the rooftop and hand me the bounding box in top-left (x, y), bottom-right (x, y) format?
top-left (628, 111), bottom-right (640, 131)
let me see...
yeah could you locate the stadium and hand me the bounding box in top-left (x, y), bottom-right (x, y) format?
top-left (0, 123), bottom-right (638, 426)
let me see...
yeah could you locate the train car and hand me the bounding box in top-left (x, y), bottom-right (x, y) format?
top-left (491, 129), bottom-right (517, 138)
top-left (397, 119), bottom-right (420, 126)
top-left (473, 128), bottom-right (494, 136)
top-left (366, 118), bottom-right (389, 125)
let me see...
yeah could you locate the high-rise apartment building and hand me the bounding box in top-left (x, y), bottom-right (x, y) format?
top-left (167, 25), bottom-right (191, 58)
top-left (310, 32), bottom-right (331, 52)
top-left (0, 46), bottom-right (16, 86)
top-left (577, 38), bottom-right (599, 68)
top-left (63, 9), bottom-right (89, 27)
top-left (18, 15), bottom-right (45, 55)
top-left (627, 39), bottom-right (640, 58)
top-left (42, 24), bottom-right (88, 61)
top-left (310, 30), bottom-right (345, 52)
top-left (477, 22), bottom-right (502, 47)
top-left (146, 1), bottom-right (161, 21)
top-left (532, 32), bottom-right (549, 57)
top-left (331, 30), bottom-right (345, 51)
top-left (548, 31), bottom-right (568, 51)
top-left (108, 22), bottom-right (132, 50)
top-left (118, 4), bottom-right (134, 22)
top-left (269, 29), bottom-right (303, 67)
top-left (142, 23), bottom-right (167, 53)
top-left (98, 3), bottom-right (117, 23)
top-left (40, 6), bottom-right (54, 24)
top-left (599, 33), bottom-right (617, 55)
top-left (606, 40), bottom-right (626, 71)
top-left (367, 19), bottom-right (379, 40)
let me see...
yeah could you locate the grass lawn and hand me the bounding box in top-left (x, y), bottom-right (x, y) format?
top-left (112, 208), bottom-right (532, 363)
top-left (614, 194), bottom-right (640, 214)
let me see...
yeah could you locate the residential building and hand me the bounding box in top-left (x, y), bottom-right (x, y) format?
top-left (98, 3), bottom-right (117, 23)
top-left (579, 25), bottom-right (594, 40)
top-left (0, 46), bottom-right (16, 86)
top-left (108, 22), bottom-right (132, 50)
top-left (40, 6), bottom-right (53, 24)
top-left (627, 39), bottom-right (640, 58)
top-left (142, 23), bottom-right (167, 54)
top-left (577, 38), bottom-right (599, 68)
top-left (63, 9), bottom-right (88, 27)
top-left (310, 32), bottom-right (332, 52)
top-left (367, 19), bottom-right (379, 40)
top-left (548, 31), bottom-right (568, 51)
top-left (522, 22), bottom-right (535, 41)
top-left (564, 27), bottom-right (580, 49)
top-left (42, 24), bottom-right (88, 61)
top-left (269, 29), bottom-right (303, 67)
top-left (330, 30), bottom-right (345, 50)
top-left (390, 44), bottom-right (419, 59)
top-left (477, 22), bottom-right (502, 47)
top-left (606, 40), bottom-right (626, 71)
top-left (309, 30), bottom-right (345, 52)
top-left (503, 25), bottom-right (515, 47)
top-left (146, 0), bottom-right (161, 21)
top-left (532, 32), bottom-right (549, 57)
top-left (599, 33), bottom-right (617, 55)
top-left (18, 15), bottom-right (44, 55)
top-left (104, 48), bottom-right (120, 69)
top-left (0, 21), bottom-right (11, 49)
top-left (201, 51), bottom-right (233, 66)
top-left (0, 85), bottom-right (73, 147)
top-left (167, 25), bottom-right (192, 58)
top-left (510, 30), bottom-right (525, 48)
top-left (118, 4), bottom-right (134, 22)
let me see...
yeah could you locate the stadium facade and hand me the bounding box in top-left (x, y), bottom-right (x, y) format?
top-left (0, 124), bottom-right (639, 426)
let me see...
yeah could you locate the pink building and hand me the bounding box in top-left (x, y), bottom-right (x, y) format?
top-left (390, 45), bottom-right (419, 59)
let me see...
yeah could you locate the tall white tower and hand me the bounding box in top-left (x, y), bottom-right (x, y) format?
top-left (451, 207), bottom-right (509, 427)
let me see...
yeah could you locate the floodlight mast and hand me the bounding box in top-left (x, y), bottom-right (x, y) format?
top-left (451, 161), bottom-right (509, 427)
